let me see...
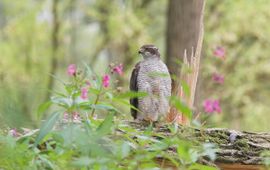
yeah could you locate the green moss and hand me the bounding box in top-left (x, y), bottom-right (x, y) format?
top-left (207, 131), bottom-right (229, 144)
top-left (234, 138), bottom-right (250, 152)
top-left (206, 136), bottom-right (227, 144)
top-left (200, 131), bottom-right (229, 144)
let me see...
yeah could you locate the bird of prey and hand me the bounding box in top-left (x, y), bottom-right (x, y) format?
top-left (130, 45), bottom-right (172, 122)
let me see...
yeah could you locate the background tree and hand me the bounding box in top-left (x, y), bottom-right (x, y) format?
top-left (166, 0), bottom-right (204, 82)
top-left (46, 0), bottom-right (61, 101)
top-left (166, 0), bottom-right (205, 123)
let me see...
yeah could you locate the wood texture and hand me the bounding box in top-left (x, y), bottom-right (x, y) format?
top-left (46, 0), bottom-right (60, 101)
top-left (165, 0), bottom-right (205, 124)
top-left (200, 128), bottom-right (270, 165)
top-left (166, 0), bottom-right (204, 81)
top-left (216, 163), bottom-right (267, 170)
top-left (127, 122), bottom-right (270, 170)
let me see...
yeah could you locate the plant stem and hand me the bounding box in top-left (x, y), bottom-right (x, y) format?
top-left (91, 86), bottom-right (103, 117)
top-left (91, 92), bottom-right (100, 117)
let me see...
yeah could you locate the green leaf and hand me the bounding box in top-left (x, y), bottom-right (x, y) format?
top-left (147, 71), bottom-right (171, 78)
top-left (147, 141), bottom-right (168, 152)
top-left (170, 74), bottom-right (178, 81)
top-left (53, 91), bottom-right (68, 97)
top-left (72, 156), bottom-right (92, 167)
top-left (51, 96), bottom-right (73, 108)
top-left (202, 143), bottom-right (217, 161)
top-left (161, 154), bottom-right (180, 167)
top-left (34, 111), bottom-right (61, 147)
top-left (171, 97), bottom-right (192, 120)
top-left (116, 91), bottom-right (148, 98)
top-left (173, 58), bottom-right (183, 66)
top-left (89, 88), bottom-right (100, 95)
top-left (38, 155), bottom-right (55, 169)
top-left (91, 104), bottom-right (119, 113)
top-left (77, 101), bottom-right (92, 110)
top-left (112, 98), bottom-right (142, 114)
top-left (105, 92), bottom-right (113, 100)
top-left (189, 149), bottom-right (200, 163)
top-left (177, 141), bottom-right (191, 163)
top-left (64, 84), bottom-right (75, 95)
top-left (37, 101), bottom-right (52, 119)
top-left (261, 151), bottom-right (270, 166)
top-left (83, 62), bottom-right (96, 77)
top-left (96, 113), bottom-right (114, 137)
top-left (48, 74), bottom-right (66, 85)
top-left (120, 142), bottom-right (130, 159)
top-left (181, 81), bottom-right (191, 97)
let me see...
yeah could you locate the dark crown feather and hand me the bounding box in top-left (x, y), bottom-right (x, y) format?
top-left (141, 44), bottom-right (160, 57)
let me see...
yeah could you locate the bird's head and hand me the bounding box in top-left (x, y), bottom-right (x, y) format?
top-left (138, 44), bottom-right (160, 60)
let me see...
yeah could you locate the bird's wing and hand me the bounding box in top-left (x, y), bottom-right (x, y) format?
top-left (129, 62), bottom-right (140, 119)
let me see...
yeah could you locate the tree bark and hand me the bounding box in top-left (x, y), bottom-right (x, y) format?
top-left (46, 0), bottom-right (60, 101)
top-left (166, 0), bottom-right (204, 83)
top-left (165, 0), bottom-right (205, 123)
top-left (127, 122), bottom-right (270, 170)
top-left (68, 0), bottom-right (77, 64)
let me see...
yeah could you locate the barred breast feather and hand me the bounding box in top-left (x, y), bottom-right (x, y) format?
top-left (130, 58), bottom-right (171, 121)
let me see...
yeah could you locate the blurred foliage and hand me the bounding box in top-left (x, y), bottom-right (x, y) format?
top-left (0, 120), bottom-right (218, 169)
top-left (0, 64), bottom-right (218, 169)
top-left (203, 0), bottom-right (270, 131)
top-left (0, 0), bottom-right (269, 132)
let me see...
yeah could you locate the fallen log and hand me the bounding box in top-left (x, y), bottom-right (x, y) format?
top-left (197, 128), bottom-right (269, 170)
top-left (127, 121), bottom-right (270, 170)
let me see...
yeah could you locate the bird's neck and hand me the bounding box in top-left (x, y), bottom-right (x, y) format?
top-left (143, 56), bottom-right (160, 61)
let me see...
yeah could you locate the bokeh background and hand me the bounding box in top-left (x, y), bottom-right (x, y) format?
top-left (0, 0), bottom-right (269, 131)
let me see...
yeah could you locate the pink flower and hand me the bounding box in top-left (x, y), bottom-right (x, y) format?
top-left (213, 100), bottom-right (222, 113)
top-left (80, 87), bottom-right (88, 100)
top-left (102, 74), bottom-right (110, 88)
top-left (113, 64), bottom-right (123, 75)
top-left (67, 64), bottom-right (76, 76)
top-left (203, 99), bottom-right (222, 114)
top-left (212, 73), bottom-right (224, 84)
top-left (72, 112), bottom-right (81, 122)
top-left (63, 112), bottom-right (69, 118)
top-left (203, 99), bottom-right (214, 113)
top-left (213, 46), bottom-right (225, 59)
top-left (63, 112), bottom-right (69, 122)
top-left (9, 128), bottom-right (18, 137)
top-left (63, 112), bottom-right (81, 122)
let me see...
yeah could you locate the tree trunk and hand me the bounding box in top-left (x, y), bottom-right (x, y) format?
top-left (165, 0), bottom-right (205, 123)
top-left (46, 0), bottom-right (60, 101)
top-left (166, 0), bottom-right (204, 83)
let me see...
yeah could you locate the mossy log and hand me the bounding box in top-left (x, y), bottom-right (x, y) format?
top-left (127, 121), bottom-right (270, 170)
top-left (196, 128), bottom-right (270, 170)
